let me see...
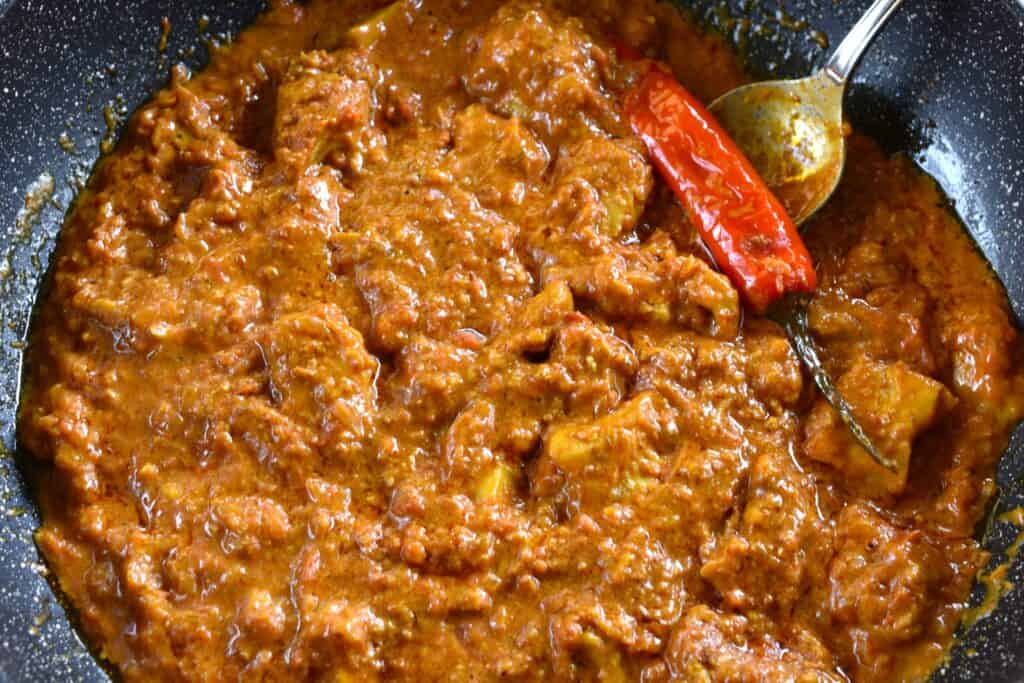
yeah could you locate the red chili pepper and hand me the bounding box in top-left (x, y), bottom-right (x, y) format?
top-left (622, 62), bottom-right (817, 312)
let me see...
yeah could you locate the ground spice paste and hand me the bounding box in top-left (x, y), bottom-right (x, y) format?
top-left (18, 0), bottom-right (1024, 680)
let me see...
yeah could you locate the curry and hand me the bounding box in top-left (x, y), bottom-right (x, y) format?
top-left (18, 0), bottom-right (1024, 681)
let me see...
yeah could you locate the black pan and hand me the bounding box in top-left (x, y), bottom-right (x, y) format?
top-left (0, 0), bottom-right (1021, 680)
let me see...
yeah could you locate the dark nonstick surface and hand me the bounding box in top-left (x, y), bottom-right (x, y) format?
top-left (0, 0), bottom-right (1021, 681)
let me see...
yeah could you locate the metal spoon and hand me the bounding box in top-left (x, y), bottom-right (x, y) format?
top-left (710, 0), bottom-right (904, 225)
top-left (709, 0), bottom-right (906, 470)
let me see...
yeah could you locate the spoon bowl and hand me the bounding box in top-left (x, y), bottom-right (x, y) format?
top-left (710, 70), bottom-right (845, 226)
top-left (709, 0), bottom-right (904, 226)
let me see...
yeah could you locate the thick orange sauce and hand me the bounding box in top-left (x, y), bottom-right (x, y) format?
top-left (18, 0), bottom-right (1024, 681)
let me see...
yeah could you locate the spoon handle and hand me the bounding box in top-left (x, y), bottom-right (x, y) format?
top-left (822, 0), bottom-right (905, 85)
